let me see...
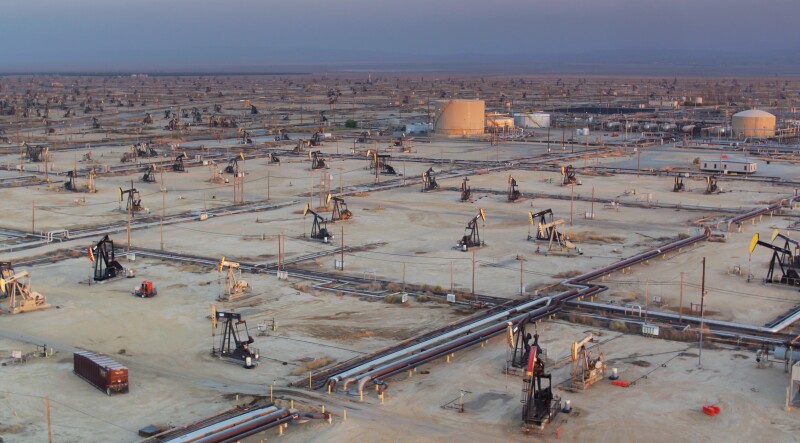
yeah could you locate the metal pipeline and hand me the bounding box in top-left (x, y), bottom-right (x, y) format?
top-left (343, 228), bottom-right (712, 395)
top-left (723, 198), bottom-right (792, 232)
top-left (332, 296), bottom-right (553, 390)
top-left (166, 406), bottom-right (283, 443)
top-left (568, 300), bottom-right (800, 336)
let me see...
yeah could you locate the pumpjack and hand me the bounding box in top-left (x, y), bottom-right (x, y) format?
top-left (24, 143), bottom-right (48, 162)
top-left (750, 231), bottom-right (800, 286)
top-left (64, 170), bottom-right (79, 191)
top-left (1, 268), bottom-right (50, 314)
top-left (304, 203), bottom-right (332, 242)
top-left (119, 183), bottom-right (144, 213)
top-left (457, 208), bottom-right (486, 251)
top-left (528, 209), bottom-right (579, 254)
top-left (211, 306), bottom-right (258, 368)
top-left (422, 167), bottom-right (439, 192)
top-left (328, 194), bottom-right (353, 222)
top-left (239, 130), bottom-right (253, 145)
top-left (310, 151), bottom-right (327, 169)
top-left (89, 235), bottom-right (125, 282)
top-left (460, 177), bottom-right (471, 202)
top-left (173, 152), bottom-right (187, 172)
top-left (673, 175), bottom-right (685, 192)
top-left (561, 165), bottom-right (577, 186)
top-left (372, 152), bottom-right (397, 175)
top-left (141, 164), bottom-right (157, 183)
top-left (521, 334), bottom-right (561, 429)
top-left (310, 131), bottom-right (323, 147)
top-left (135, 143), bottom-right (157, 157)
top-left (267, 152), bottom-right (280, 164)
top-left (706, 175), bottom-right (719, 194)
top-left (224, 152), bottom-right (245, 174)
top-left (508, 175), bottom-right (522, 201)
top-left (570, 333), bottom-right (605, 390)
top-left (217, 256), bottom-right (251, 301)
top-left (508, 319), bottom-right (540, 369)
top-left (65, 167), bottom-right (97, 193)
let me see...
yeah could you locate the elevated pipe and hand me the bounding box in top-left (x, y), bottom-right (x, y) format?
top-left (344, 228), bottom-right (711, 394)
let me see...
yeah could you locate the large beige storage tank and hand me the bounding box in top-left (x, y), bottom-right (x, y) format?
top-left (434, 99), bottom-right (485, 135)
top-left (732, 110), bottom-right (775, 138)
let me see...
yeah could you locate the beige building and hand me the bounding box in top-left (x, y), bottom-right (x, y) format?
top-left (434, 99), bottom-right (485, 135)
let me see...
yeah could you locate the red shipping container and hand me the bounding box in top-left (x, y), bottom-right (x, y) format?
top-left (73, 351), bottom-right (129, 395)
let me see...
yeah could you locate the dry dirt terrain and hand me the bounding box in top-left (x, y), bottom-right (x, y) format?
top-left (1, 74), bottom-right (799, 442)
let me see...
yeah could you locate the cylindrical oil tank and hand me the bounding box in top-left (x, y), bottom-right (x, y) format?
top-left (732, 110), bottom-right (775, 138)
top-left (514, 112), bottom-right (550, 128)
top-left (434, 99), bottom-right (485, 135)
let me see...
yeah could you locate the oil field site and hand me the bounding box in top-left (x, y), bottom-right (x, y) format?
top-left (2, 74), bottom-right (800, 442)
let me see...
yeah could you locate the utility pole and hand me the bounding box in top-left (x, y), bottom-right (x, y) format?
top-left (698, 257), bottom-right (706, 368)
top-left (46, 396), bottom-right (52, 443)
top-left (570, 184), bottom-right (574, 225)
top-left (160, 181), bottom-right (165, 251)
top-left (679, 272), bottom-right (684, 322)
top-left (31, 200), bottom-right (35, 234)
top-left (471, 250), bottom-right (476, 297)
top-left (450, 261), bottom-right (454, 293)
top-left (519, 257), bottom-right (523, 296)
top-left (340, 225), bottom-right (344, 271)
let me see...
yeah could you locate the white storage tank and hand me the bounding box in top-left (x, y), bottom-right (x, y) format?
top-left (732, 109), bottom-right (776, 138)
top-left (434, 99), bottom-right (485, 136)
top-left (513, 112), bottom-right (550, 128)
top-left (486, 114), bottom-right (515, 128)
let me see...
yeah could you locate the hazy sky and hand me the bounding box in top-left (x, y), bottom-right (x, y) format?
top-left (2, 0), bottom-right (799, 71)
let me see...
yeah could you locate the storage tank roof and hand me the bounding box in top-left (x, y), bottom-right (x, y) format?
top-left (733, 109), bottom-right (775, 118)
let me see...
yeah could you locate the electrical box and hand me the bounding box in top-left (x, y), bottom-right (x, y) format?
top-left (276, 271), bottom-right (288, 280)
top-left (401, 293), bottom-right (408, 304)
top-left (446, 294), bottom-right (456, 303)
top-left (642, 324), bottom-right (659, 336)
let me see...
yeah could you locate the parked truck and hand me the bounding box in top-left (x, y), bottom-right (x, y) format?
top-left (73, 351), bottom-right (129, 395)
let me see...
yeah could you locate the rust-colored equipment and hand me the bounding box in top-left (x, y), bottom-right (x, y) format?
top-left (133, 280), bottom-right (157, 298)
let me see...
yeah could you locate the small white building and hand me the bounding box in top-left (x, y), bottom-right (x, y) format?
top-left (700, 158), bottom-right (757, 175)
top-left (405, 122), bottom-right (432, 134)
